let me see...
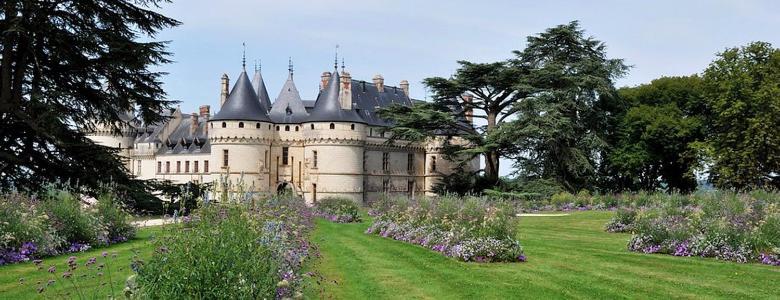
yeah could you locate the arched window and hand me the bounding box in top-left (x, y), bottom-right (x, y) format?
top-left (285, 125), bottom-right (290, 131)
top-left (238, 122), bottom-right (244, 128)
top-left (256, 123), bottom-right (261, 129)
top-left (295, 126), bottom-right (299, 132)
top-left (350, 124), bottom-right (355, 130)
top-left (329, 123), bottom-right (335, 130)
top-left (310, 124), bottom-right (314, 130)
top-left (221, 122), bottom-right (226, 128)
top-left (276, 126), bottom-right (280, 131)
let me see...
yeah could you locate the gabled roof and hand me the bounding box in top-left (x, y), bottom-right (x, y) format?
top-left (350, 79), bottom-right (413, 126)
top-left (306, 70), bottom-right (365, 123)
top-left (211, 71), bottom-right (271, 122)
top-left (252, 70), bottom-right (272, 112)
top-left (269, 72), bottom-right (309, 123)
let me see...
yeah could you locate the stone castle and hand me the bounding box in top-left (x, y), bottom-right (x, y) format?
top-left (87, 61), bottom-right (478, 203)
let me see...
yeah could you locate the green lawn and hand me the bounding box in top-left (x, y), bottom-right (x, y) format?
top-left (0, 227), bottom-right (160, 299)
top-left (307, 211), bottom-right (780, 299)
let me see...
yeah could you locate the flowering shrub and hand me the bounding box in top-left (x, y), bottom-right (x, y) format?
top-left (0, 189), bottom-right (136, 266)
top-left (604, 208), bottom-right (638, 233)
top-left (131, 195), bottom-right (316, 299)
top-left (623, 192), bottom-right (780, 266)
top-left (314, 197), bottom-right (361, 223)
top-left (366, 196), bottom-right (525, 263)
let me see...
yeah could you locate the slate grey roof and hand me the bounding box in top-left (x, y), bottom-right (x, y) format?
top-left (157, 115), bottom-right (211, 155)
top-left (269, 73), bottom-right (309, 123)
top-left (350, 79), bottom-right (413, 126)
top-left (211, 71), bottom-right (271, 122)
top-left (306, 70), bottom-right (365, 123)
top-left (251, 70), bottom-right (272, 112)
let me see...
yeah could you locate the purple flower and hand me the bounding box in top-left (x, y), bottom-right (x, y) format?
top-left (47, 266), bottom-right (56, 273)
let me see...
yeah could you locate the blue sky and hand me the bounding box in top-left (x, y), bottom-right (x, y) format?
top-left (153, 0), bottom-right (779, 176)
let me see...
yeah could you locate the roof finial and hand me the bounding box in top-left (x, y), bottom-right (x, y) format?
top-left (288, 57), bottom-right (294, 78)
top-left (341, 57), bottom-right (345, 73)
top-left (241, 42), bottom-right (246, 70)
top-left (258, 59), bottom-right (261, 72)
top-left (253, 59), bottom-right (258, 72)
top-left (334, 44), bottom-right (339, 70)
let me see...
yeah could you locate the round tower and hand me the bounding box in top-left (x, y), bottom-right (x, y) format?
top-left (85, 111), bottom-right (138, 169)
top-left (303, 69), bottom-right (367, 204)
top-left (208, 70), bottom-right (273, 197)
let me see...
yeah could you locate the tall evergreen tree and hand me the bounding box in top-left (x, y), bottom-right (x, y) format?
top-left (702, 41), bottom-right (780, 190)
top-left (506, 21), bottom-right (628, 192)
top-left (0, 1), bottom-right (179, 198)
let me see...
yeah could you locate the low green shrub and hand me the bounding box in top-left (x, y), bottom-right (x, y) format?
top-left (315, 197), bottom-right (361, 223)
top-left (604, 208), bottom-right (637, 233)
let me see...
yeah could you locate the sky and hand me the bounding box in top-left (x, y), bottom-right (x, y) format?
top-left (152, 0), bottom-right (780, 176)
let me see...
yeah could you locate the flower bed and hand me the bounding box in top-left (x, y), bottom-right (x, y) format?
top-left (366, 196), bottom-right (525, 263)
top-left (314, 197), bottom-right (361, 223)
top-left (131, 195), bottom-right (316, 299)
top-left (0, 189), bottom-right (136, 266)
top-left (618, 192), bottom-right (780, 266)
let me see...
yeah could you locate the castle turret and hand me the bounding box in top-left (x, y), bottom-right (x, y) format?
top-left (304, 69), bottom-right (366, 203)
top-left (209, 70), bottom-right (273, 195)
top-left (252, 69), bottom-right (272, 112)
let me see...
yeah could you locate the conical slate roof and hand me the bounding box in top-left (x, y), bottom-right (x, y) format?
top-left (306, 70), bottom-right (365, 123)
top-left (252, 70), bottom-right (272, 112)
top-left (269, 72), bottom-right (309, 123)
top-left (211, 71), bottom-right (271, 122)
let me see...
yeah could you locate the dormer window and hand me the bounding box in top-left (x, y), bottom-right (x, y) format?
top-left (238, 122), bottom-right (244, 128)
top-left (286, 106), bottom-right (293, 115)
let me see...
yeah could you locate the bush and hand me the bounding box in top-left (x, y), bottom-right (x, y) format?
top-left (94, 192), bottom-right (136, 245)
top-left (132, 195), bottom-right (316, 299)
top-left (315, 197), bottom-right (361, 223)
top-left (366, 195), bottom-right (525, 263)
top-left (604, 208), bottom-right (637, 233)
top-left (41, 189), bottom-right (99, 246)
top-left (623, 191), bottom-right (780, 266)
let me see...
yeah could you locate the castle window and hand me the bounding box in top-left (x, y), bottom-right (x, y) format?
top-left (431, 156), bottom-right (437, 172)
top-left (157, 161), bottom-right (162, 173)
top-left (351, 124), bottom-right (355, 130)
top-left (238, 122), bottom-right (244, 128)
top-left (383, 178), bottom-right (390, 194)
top-left (310, 124), bottom-right (314, 130)
top-left (369, 128), bottom-right (373, 136)
top-left (176, 161), bottom-right (181, 173)
top-left (268, 125), bottom-right (271, 130)
top-left (295, 126), bottom-right (299, 132)
top-left (285, 125), bottom-right (290, 131)
top-left (276, 126), bottom-right (280, 131)
top-left (408, 180), bottom-right (414, 198)
top-left (312, 183), bottom-right (317, 203)
top-left (380, 131), bottom-right (385, 138)
top-left (407, 153), bottom-right (414, 172)
top-left (256, 123), bottom-right (261, 129)
top-left (223, 149), bottom-right (229, 167)
top-left (118, 143), bottom-right (121, 149)
top-left (194, 161), bottom-right (199, 173)
top-left (329, 123), bottom-right (335, 130)
top-left (204, 160), bottom-right (209, 173)
top-left (282, 147), bottom-right (289, 165)
top-left (165, 161), bottom-right (170, 173)
top-left (221, 122), bottom-right (226, 128)
top-left (382, 152), bottom-right (389, 171)
top-left (185, 161), bottom-right (190, 173)
top-left (211, 123), bottom-right (213, 128)
top-left (313, 151), bottom-right (318, 168)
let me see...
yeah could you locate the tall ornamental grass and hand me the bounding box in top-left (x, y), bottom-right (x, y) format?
top-left (366, 196), bottom-right (525, 263)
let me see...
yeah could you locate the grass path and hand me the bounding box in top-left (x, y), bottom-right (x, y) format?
top-left (0, 227), bottom-right (160, 299)
top-left (307, 211), bottom-right (780, 299)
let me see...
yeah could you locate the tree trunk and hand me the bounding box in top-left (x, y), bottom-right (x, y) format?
top-left (484, 110), bottom-right (500, 183)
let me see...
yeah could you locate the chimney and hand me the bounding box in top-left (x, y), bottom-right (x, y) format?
top-left (320, 71), bottom-right (332, 90)
top-left (199, 105), bottom-right (210, 118)
top-left (339, 71), bottom-right (352, 109)
top-left (462, 94), bottom-right (474, 124)
top-left (220, 74), bottom-right (230, 107)
top-left (372, 74), bottom-right (384, 92)
top-left (399, 80), bottom-right (409, 97)
top-left (189, 113), bottom-right (198, 136)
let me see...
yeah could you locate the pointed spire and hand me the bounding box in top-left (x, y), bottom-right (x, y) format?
top-left (241, 42), bottom-right (246, 70)
top-left (307, 68), bottom-right (364, 123)
top-left (288, 57), bottom-right (294, 78)
top-left (334, 44), bottom-right (339, 70)
top-left (212, 70), bottom-right (270, 122)
top-left (252, 66), bottom-right (271, 111)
